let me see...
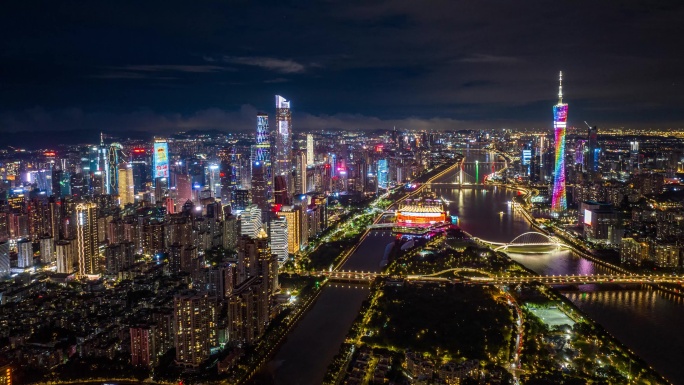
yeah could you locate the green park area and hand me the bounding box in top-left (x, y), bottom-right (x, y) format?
top-left (515, 285), bottom-right (667, 385)
top-left (364, 283), bottom-right (514, 361)
top-left (325, 281), bottom-right (517, 384)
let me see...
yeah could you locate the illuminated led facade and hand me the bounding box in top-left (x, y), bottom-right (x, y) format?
top-left (377, 159), bottom-right (389, 190)
top-left (153, 140), bottom-right (169, 189)
top-left (254, 113), bottom-right (272, 200)
top-left (118, 163), bottom-right (135, 207)
top-left (274, 96), bottom-right (293, 199)
top-left (551, 71), bottom-right (568, 213)
top-left (107, 143), bottom-right (122, 195)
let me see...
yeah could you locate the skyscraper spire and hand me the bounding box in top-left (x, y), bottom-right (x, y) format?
top-left (558, 71), bottom-right (563, 104)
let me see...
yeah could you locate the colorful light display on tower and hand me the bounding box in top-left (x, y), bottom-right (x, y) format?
top-left (551, 71), bottom-right (568, 213)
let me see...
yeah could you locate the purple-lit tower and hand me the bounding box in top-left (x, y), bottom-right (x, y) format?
top-left (551, 71), bottom-right (568, 213)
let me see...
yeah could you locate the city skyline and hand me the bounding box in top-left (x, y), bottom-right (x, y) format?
top-left (2, 3), bottom-right (684, 385)
top-left (2, 1), bottom-right (684, 139)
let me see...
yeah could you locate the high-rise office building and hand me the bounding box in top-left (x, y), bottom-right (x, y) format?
top-left (75, 202), bottom-right (100, 276)
top-left (274, 96), bottom-right (293, 199)
top-left (231, 189), bottom-right (250, 212)
top-left (269, 215), bottom-right (289, 263)
top-left (254, 113), bottom-right (272, 201)
top-left (153, 140), bottom-right (170, 189)
top-left (118, 163), bottom-right (135, 207)
top-left (173, 291), bottom-right (218, 367)
top-left (131, 148), bottom-right (150, 193)
top-left (175, 173), bottom-right (193, 204)
top-left (629, 140), bottom-right (639, 173)
top-left (277, 206), bottom-right (304, 254)
top-left (107, 143), bottom-right (122, 195)
top-left (377, 159), bottom-right (389, 191)
top-left (240, 205), bottom-right (263, 239)
top-left (207, 163), bottom-right (221, 199)
top-left (306, 134), bottom-right (314, 166)
top-left (586, 126), bottom-right (598, 174)
top-left (294, 151), bottom-right (307, 195)
top-left (251, 160), bottom-right (269, 218)
top-left (273, 175), bottom-right (289, 205)
top-left (551, 71), bottom-right (568, 213)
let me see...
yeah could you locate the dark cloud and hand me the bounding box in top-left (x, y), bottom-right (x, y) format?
top-left (220, 57), bottom-right (308, 74)
top-left (1, 0), bottom-right (683, 136)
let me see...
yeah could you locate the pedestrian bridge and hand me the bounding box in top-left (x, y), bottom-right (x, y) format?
top-left (475, 231), bottom-right (567, 253)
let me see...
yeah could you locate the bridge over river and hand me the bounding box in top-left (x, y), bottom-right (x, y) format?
top-left (320, 269), bottom-right (684, 286)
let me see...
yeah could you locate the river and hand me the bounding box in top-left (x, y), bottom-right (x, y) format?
top-left (265, 150), bottom-right (684, 384)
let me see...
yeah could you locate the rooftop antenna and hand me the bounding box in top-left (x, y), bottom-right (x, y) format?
top-left (558, 71), bottom-right (563, 104)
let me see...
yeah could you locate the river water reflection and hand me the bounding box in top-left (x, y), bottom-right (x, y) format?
top-left (266, 151), bottom-right (684, 384)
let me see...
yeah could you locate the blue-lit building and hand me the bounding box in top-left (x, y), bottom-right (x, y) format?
top-left (377, 159), bottom-right (389, 191)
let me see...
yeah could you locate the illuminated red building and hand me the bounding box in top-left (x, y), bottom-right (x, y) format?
top-left (395, 200), bottom-right (447, 226)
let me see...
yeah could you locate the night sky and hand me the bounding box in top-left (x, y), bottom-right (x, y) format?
top-left (2, 1), bottom-right (684, 137)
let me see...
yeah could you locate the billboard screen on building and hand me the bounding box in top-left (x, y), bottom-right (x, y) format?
top-left (584, 209), bottom-right (592, 226)
top-left (153, 142), bottom-right (169, 179)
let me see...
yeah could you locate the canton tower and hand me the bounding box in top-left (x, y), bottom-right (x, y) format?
top-left (551, 71), bottom-right (568, 213)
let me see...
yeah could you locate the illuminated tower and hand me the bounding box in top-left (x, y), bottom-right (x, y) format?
top-left (118, 163), bottom-right (135, 207)
top-left (75, 202), bottom-right (99, 276)
top-left (306, 134), bottom-right (314, 166)
top-left (274, 96), bottom-right (293, 200)
top-left (107, 143), bottom-right (122, 195)
top-left (551, 71), bottom-right (568, 213)
top-left (254, 113), bottom-right (272, 200)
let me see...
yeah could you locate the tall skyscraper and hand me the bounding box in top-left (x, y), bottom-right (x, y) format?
top-left (240, 205), bottom-right (263, 239)
top-left (131, 148), bottom-right (150, 193)
top-left (118, 163), bottom-right (135, 207)
top-left (75, 202), bottom-right (100, 275)
top-left (175, 173), bottom-right (193, 204)
top-left (251, 160), bottom-right (269, 218)
top-left (551, 71), bottom-right (568, 213)
top-left (274, 96), bottom-right (293, 199)
top-left (153, 140), bottom-right (170, 188)
top-left (269, 215), bottom-right (289, 263)
top-left (254, 113), bottom-right (272, 201)
top-left (306, 134), bottom-right (314, 166)
top-left (629, 140), bottom-right (639, 173)
top-left (107, 143), bottom-right (122, 195)
top-left (277, 206), bottom-right (304, 254)
top-left (586, 126), bottom-right (598, 174)
top-left (273, 175), bottom-right (289, 205)
top-left (295, 151), bottom-right (307, 195)
top-left (377, 159), bottom-right (389, 191)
